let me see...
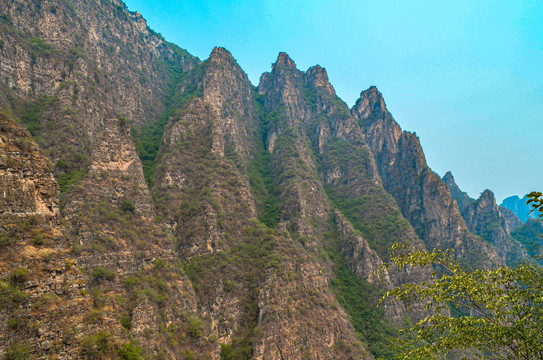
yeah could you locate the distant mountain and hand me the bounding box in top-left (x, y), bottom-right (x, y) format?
top-left (501, 195), bottom-right (537, 222)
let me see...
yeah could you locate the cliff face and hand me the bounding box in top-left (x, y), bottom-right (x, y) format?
top-left (442, 171), bottom-right (473, 213)
top-left (461, 190), bottom-right (526, 265)
top-left (443, 172), bottom-right (527, 265)
top-left (0, 115), bottom-right (91, 358)
top-left (353, 87), bottom-right (501, 268)
top-left (0, 1), bottom-right (535, 359)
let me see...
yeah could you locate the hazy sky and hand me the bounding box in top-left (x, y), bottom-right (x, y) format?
top-left (123, 0), bottom-right (542, 203)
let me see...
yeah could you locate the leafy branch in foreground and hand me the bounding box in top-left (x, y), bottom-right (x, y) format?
top-left (527, 191), bottom-right (543, 219)
top-left (378, 243), bottom-right (543, 360)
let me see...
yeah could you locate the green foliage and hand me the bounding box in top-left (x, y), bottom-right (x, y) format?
top-left (153, 258), bottom-right (165, 269)
top-left (29, 36), bottom-right (54, 58)
top-left (0, 14), bottom-right (13, 26)
top-left (92, 267), bottom-right (116, 282)
top-left (380, 244), bottom-right (543, 359)
top-left (183, 350), bottom-right (196, 360)
top-left (124, 276), bottom-right (139, 289)
top-left (80, 331), bottom-right (116, 359)
top-left (56, 158), bottom-right (86, 200)
top-left (120, 199), bottom-right (135, 213)
top-left (131, 116), bottom-right (169, 186)
top-left (319, 140), bottom-right (413, 258)
top-left (323, 229), bottom-right (397, 359)
top-left (132, 62), bottom-right (204, 186)
top-left (247, 96), bottom-right (281, 228)
top-left (0, 280), bottom-right (27, 305)
top-left (512, 219), bottom-right (543, 259)
top-left (119, 315), bottom-right (131, 330)
top-left (527, 191), bottom-right (543, 219)
top-left (302, 82), bottom-right (350, 118)
top-left (326, 186), bottom-right (410, 257)
top-left (9, 268), bottom-right (28, 284)
top-left (118, 342), bottom-right (143, 360)
top-left (32, 229), bottom-right (45, 245)
top-left (6, 317), bottom-right (19, 329)
top-left (16, 96), bottom-right (57, 136)
top-left (220, 343), bottom-right (236, 360)
top-left (187, 316), bottom-right (204, 338)
top-left (302, 84), bottom-right (318, 106)
top-left (4, 341), bottom-right (31, 360)
top-left (184, 222), bottom-right (280, 359)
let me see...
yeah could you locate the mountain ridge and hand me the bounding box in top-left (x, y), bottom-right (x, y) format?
top-left (0, 1), bottom-right (539, 359)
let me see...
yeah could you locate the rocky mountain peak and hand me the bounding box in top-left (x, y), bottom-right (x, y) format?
top-left (462, 188), bottom-right (526, 264)
top-left (478, 189), bottom-right (496, 207)
top-left (272, 51), bottom-right (297, 71)
top-left (353, 86), bottom-right (387, 120)
top-left (443, 171), bottom-right (454, 185)
top-left (305, 65), bottom-right (336, 95)
top-left (442, 171), bottom-right (473, 213)
top-left (2, 0), bottom-right (539, 356)
top-left (209, 46), bottom-right (235, 64)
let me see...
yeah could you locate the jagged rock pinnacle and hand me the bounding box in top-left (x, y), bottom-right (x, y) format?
top-left (360, 86), bottom-right (386, 111)
top-left (273, 52), bottom-right (297, 70)
top-left (209, 46), bottom-right (235, 63)
top-left (352, 85), bottom-right (388, 120)
top-left (443, 171), bottom-right (455, 186)
top-left (306, 65), bottom-right (335, 95)
top-left (479, 189), bottom-right (496, 206)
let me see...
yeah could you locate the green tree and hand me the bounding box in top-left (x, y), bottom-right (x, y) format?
top-left (379, 242), bottom-right (543, 360)
top-left (527, 191), bottom-right (543, 219)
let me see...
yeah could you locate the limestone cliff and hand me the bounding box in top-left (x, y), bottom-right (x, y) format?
top-left (0, 0), bottom-right (536, 358)
top-left (0, 114), bottom-right (91, 358)
top-left (353, 87), bottom-right (501, 268)
top-left (461, 190), bottom-right (526, 265)
top-left (443, 172), bottom-right (527, 265)
top-left (442, 171), bottom-right (473, 213)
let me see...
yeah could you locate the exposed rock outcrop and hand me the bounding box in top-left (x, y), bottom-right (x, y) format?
top-left (442, 171), bottom-right (473, 213)
top-left (353, 87), bottom-right (501, 267)
top-left (0, 1), bottom-right (535, 357)
top-left (443, 172), bottom-right (528, 264)
top-left (461, 189), bottom-right (526, 265)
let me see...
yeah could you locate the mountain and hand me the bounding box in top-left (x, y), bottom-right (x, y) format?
top-left (0, 0), bottom-right (537, 359)
top-left (442, 172), bottom-right (536, 265)
top-left (501, 194), bottom-right (537, 222)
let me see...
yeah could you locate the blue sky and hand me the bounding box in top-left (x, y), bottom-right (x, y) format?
top-left (123, 0), bottom-right (542, 203)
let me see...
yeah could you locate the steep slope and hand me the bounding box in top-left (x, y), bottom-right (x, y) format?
top-left (0, 0), bottom-right (199, 259)
top-left (1, 0), bottom-right (536, 358)
top-left (443, 172), bottom-right (527, 264)
top-left (0, 114), bottom-right (91, 358)
top-left (461, 190), bottom-right (526, 265)
top-left (353, 87), bottom-right (500, 268)
top-left (511, 219), bottom-right (543, 260)
top-left (258, 55), bottom-right (433, 332)
top-left (152, 49), bottom-right (374, 359)
top-left (442, 171), bottom-right (473, 213)
top-left (153, 47), bottom-right (260, 258)
top-left (0, 1), bottom-right (216, 358)
top-left (499, 206), bottom-right (524, 232)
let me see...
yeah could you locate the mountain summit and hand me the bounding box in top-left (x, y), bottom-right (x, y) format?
top-left (0, 0), bottom-right (539, 358)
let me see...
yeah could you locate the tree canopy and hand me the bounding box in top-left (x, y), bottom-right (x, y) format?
top-left (379, 244), bottom-right (543, 359)
top-left (527, 191), bottom-right (543, 219)
top-left (379, 195), bottom-right (543, 359)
